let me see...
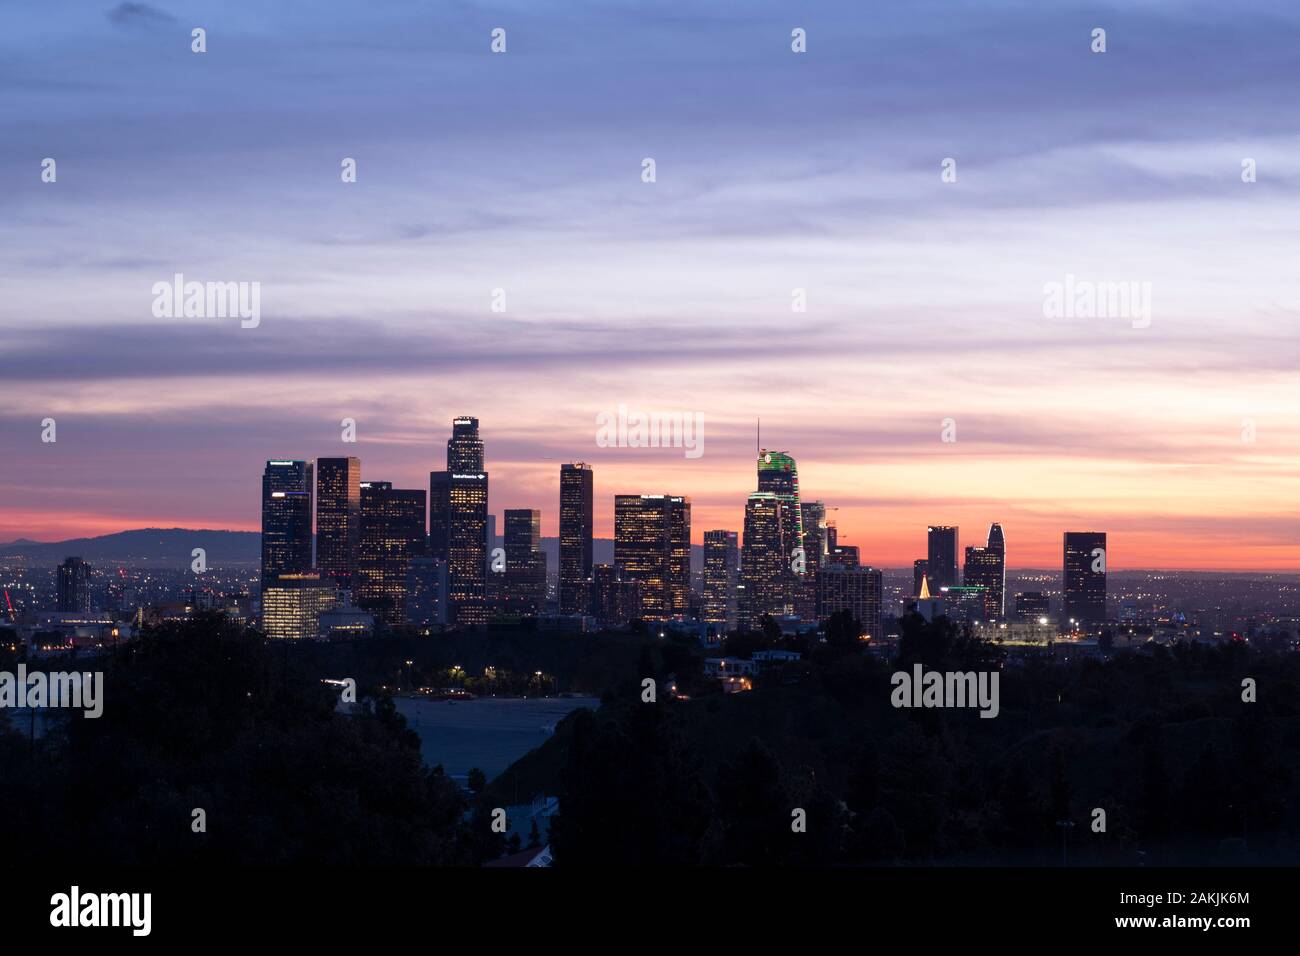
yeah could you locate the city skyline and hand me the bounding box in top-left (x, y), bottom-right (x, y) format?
top-left (3, 1), bottom-right (1299, 570)
top-left (4, 422), bottom-right (1298, 573)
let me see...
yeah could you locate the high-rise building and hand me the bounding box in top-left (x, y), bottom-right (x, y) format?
top-left (740, 492), bottom-right (790, 628)
top-left (316, 457), bottom-right (361, 588)
top-left (404, 556), bottom-right (447, 628)
top-left (962, 546), bottom-right (1002, 622)
top-left (588, 563), bottom-right (642, 628)
top-left (262, 572), bottom-right (339, 640)
top-left (912, 559), bottom-right (929, 597)
top-left (702, 530), bottom-right (739, 631)
top-left (429, 417), bottom-right (489, 626)
top-left (613, 494), bottom-right (690, 620)
top-left (938, 585), bottom-right (989, 623)
top-left (56, 557), bottom-right (92, 613)
top-left (739, 450), bottom-right (804, 629)
top-left (427, 470), bottom-right (451, 561)
top-left (800, 502), bottom-right (828, 567)
top-left (355, 481), bottom-right (426, 626)
top-left (447, 472), bottom-right (489, 624)
top-left (1063, 531), bottom-right (1107, 625)
top-left (798, 501), bottom-right (828, 620)
top-left (558, 462), bottom-right (594, 614)
top-left (816, 564), bottom-right (883, 640)
top-left (447, 416), bottom-right (485, 472)
top-left (757, 450), bottom-right (803, 565)
top-left (502, 508), bottom-right (547, 616)
top-left (261, 460), bottom-right (313, 591)
top-left (986, 523), bottom-right (1006, 618)
top-left (926, 525), bottom-right (959, 590)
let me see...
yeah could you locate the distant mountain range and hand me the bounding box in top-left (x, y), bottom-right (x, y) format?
top-left (0, 528), bottom-right (692, 571)
top-left (0, 529), bottom-right (263, 567)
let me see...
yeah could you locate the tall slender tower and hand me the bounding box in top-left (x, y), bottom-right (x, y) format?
top-left (316, 457), bottom-right (361, 588)
top-left (986, 522), bottom-right (1006, 618)
top-left (441, 417), bottom-right (488, 625)
top-left (740, 450), bottom-right (802, 628)
top-left (261, 459), bottom-right (313, 591)
top-left (702, 530), bottom-right (739, 631)
top-left (741, 492), bottom-right (787, 628)
top-left (559, 462), bottom-right (594, 614)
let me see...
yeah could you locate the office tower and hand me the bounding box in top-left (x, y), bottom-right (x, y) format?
top-left (737, 449), bottom-right (803, 629)
top-left (757, 449), bottom-right (804, 564)
top-left (963, 544), bottom-right (1003, 621)
top-left (558, 462), bottom-right (594, 614)
top-left (426, 417), bottom-right (490, 625)
top-left (261, 460), bottom-right (313, 591)
top-left (986, 523), bottom-right (1006, 617)
top-left (502, 508), bottom-right (546, 616)
top-left (666, 495), bottom-right (692, 617)
top-left (447, 416), bottom-right (485, 471)
top-left (261, 572), bottom-right (339, 640)
top-left (816, 564), bottom-right (883, 640)
top-left (912, 559), bottom-right (929, 597)
top-left (800, 501), bottom-right (827, 568)
top-left (702, 530), bottom-right (739, 631)
top-left (355, 481), bottom-right (426, 626)
top-left (1015, 591), bottom-right (1051, 622)
top-left (798, 501), bottom-right (828, 620)
top-left (428, 470), bottom-right (451, 561)
top-left (740, 492), bottom-right (789, 628)
top-left (428, 417), bottom-right (490, 625)
top-left (316, 457), bottom-right (361, 588)
top-left (588, 563), bottom-right (642, 629)
top-left (1063, 531), bottom-right (1107, 625)
top-left (404, 556), bottom-right (448, 628)
top-left (447, 472), bottom-right (489, 624)
top-left (926, 525), bottom-right (959, 590)
top-left (613, 494), bottom-right (691, 621)
top-left (56, 557), bottom-right (92, 613)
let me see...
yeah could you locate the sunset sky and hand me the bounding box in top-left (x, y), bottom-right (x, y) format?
top-left (2, 0), bottom-right (1298, 569)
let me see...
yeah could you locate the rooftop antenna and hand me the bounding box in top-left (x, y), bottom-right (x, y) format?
top-left (756, 417), bottom-right (760, 457)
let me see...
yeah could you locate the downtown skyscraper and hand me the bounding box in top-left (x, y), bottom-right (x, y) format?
top-left (501, 507), bottom-right (546, 616)
top-left (558, 462), bottom-right (594, 615)
top-left (962, 523), bottom-right (1006, 620)
top-left (740, 450), bottom-right (803, 628)
top-left (926, 525), bottom-right (960, 591)
top-left (316, 457), bottom-right (360, 588)
top-left (1063, 531), bottom-right (1108, 625)
top-left (356, 481), bottom-right (426, 626)
top-left (741, 492), bottom-right (789, 628)
top-left (702, 529), bottom-right (739, 632)
top-left (613, 494), bottom-right (690, 621)
top-left (261, 459), bottom-right (313, 591)
top-left (430, 417), bottom-right (489, 625)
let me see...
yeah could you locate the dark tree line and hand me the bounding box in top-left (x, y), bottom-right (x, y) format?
top-left (0, 614), bottom-right (480, 865)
